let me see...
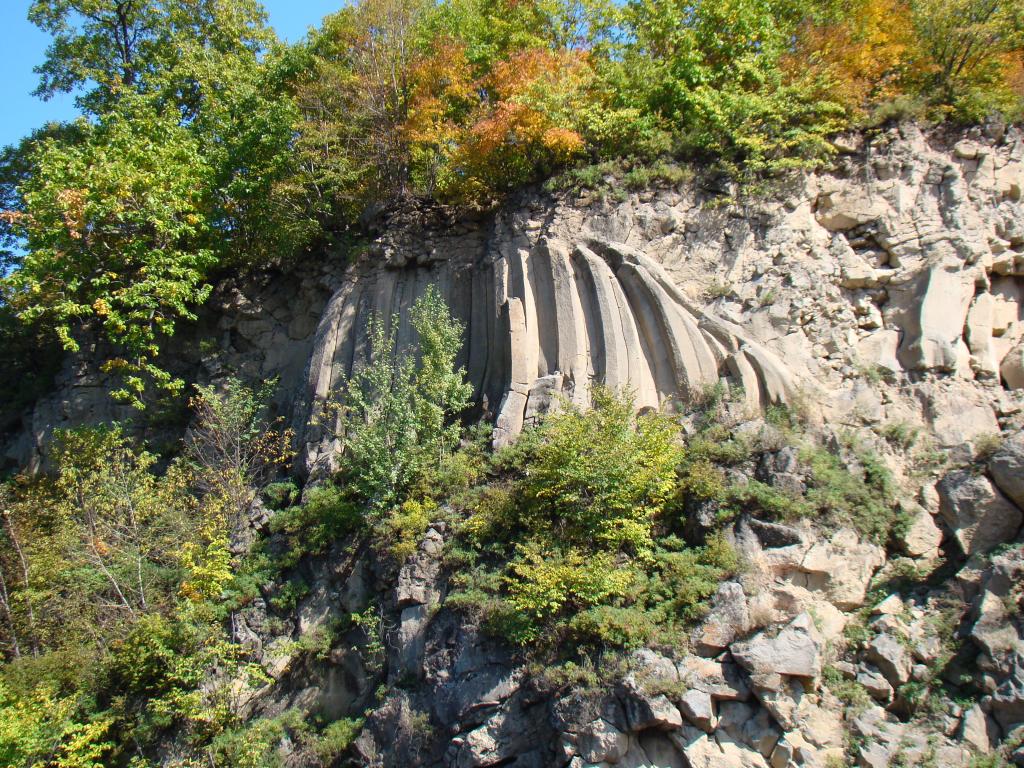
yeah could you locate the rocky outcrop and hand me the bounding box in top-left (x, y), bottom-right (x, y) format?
top-left (7, 123), bottom-right (1024, 768)
top-left (10, 124), bottom-right (1024, 479)
top-left (938, 469), bottom-right (1023, 555)
top-left (285, 123), bottom-right (1024, 476)
top-left (296, 228), bottom-right (797, 473)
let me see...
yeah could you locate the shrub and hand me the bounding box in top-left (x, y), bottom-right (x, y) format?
top-left (336, 285), bottom-right (472, 514)
top-left (822, 666), bottom-right (872, 714)
top-left (502, 545), bottom-right (637, 643)
top-left (880, 421), bottom-right (920, 450)
top-left (269, 483), bottom-right (362, 567)
top-left (312, 717), bottom-right (365, 762)
top-left (515, 386), bottom-right (681, 554)
top-left (378, 499), bottom-right (435, 561)
top-left (802, 440), bottom-right (901, 544)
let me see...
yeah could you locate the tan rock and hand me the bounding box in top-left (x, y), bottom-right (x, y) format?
top-left (1002, 339), bottom-right (1024, 389)
top-left (958, 704), bottom-right (1000, 754)
top-left (901, 503), bottom-right (943, 559)
top-left (793, 529), bottom-right (885, 610)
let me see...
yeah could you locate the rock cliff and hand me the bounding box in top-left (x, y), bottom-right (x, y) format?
top-left (291, 122), bottom-right (1024, 476)
top-left (7, 122), bottom-right (1024, 768)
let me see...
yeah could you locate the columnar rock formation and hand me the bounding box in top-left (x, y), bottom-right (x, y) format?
top-left (298, 232), bottom-right (795, 474)
top-left (292, 123), bottom-right (1024, 476)
top-left (8, 124), bottom-right (1024, 478)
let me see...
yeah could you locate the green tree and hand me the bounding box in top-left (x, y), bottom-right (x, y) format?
top-left (620, 0), bottom-right (846, 171)
top-left (29, 0), bottom-right (272, 115)
top-left (338, 285), bottom-right (472, 511)
top-left (516, 386), bottom-right (681, 554)
top-left (0, 427), bottom-right (191, 655)
top-left (2, 97), bottom-right (214, 405)
top-left (910, 0), bottom-right (1024, 117)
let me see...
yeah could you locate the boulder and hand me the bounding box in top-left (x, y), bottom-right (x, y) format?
top-left (937, 470), bottom-right (1023, 555)
top-left (743, 518), bottom-right (806, 549)
top-left (815, 187), bottom-right (890, 231)
top-left (865, 633), bottom-right (913, 687)
top-left (978, 553), bottom-right (1024, 728)
top-left (958, 704), bottom-right (1000, 754)
top-left (669, 726), bottom-right (770, 768)
top-left (752, 676), bottom-right (807, 731)
top-left (851, 705), bottom-right (973, 768)
top-left (757, 447), bottom-right (806, 495)
top-left (621, 684), bottom-right (684, 732)
top-left (857, 666), bottom-right (895, 704)
top-left (395, 528), bottom-right (444, 607)
top-left (992, 675), bottom-right (1024, 731)
top-left (900, 502), bottom-right (944, 559)
top-left (793, 529), bottom-right (885, 610)
top-left (578, 718), bottom-right (629, 764)
top-left (1002, 340), bottom-right (1024, 389)
top-left (692, 581), bottom-right (750, 656)
top-left (678, 657), bottom-right (752, 702)
top-left (679, 689), bottom-right (716, 733)
top-left (637, 732), bottom-right (688, 768)
top-left (917, 386), bottom-right (1000, 448)
top-left (856, 329), bottom-right (902, 373)
top-left (630, 649), bottom-right (679, 684)
top-left (989, 435), bottom-right (1024, 509)
top-left (730, 613), bottom-right (822, 681)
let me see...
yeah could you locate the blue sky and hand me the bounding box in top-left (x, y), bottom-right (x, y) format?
top-left (0, 0), bottom-right (343, 149)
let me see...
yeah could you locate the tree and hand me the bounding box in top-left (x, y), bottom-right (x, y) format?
top-left (515, 387), bottom-right (681, 554)
top-left (0, 426), bottom-right (191, 656)
top-left (2, 97), bottom-right (214, 405)
top-left (187, 380), bottom-right (291, 517)
top-left (788, 0), bottom-right (917, 115)
top-left (910, 0), bottom-right (1024, 116)
top-left (29, 0), bottom-right (273, 115)
top-left (337, 285), bottom-right (472, 511)
top-left (620, 0), bottom-right (847, 171)
top-left (290, 0), bottom-right (431, 221)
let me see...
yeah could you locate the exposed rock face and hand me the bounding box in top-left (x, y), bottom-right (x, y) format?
top-left (10, 124), bottom-right (1024, 477)
top-left (937, 469), bottom-right (1023, 555)
top-left (989, 434), bottom-right (1024, 508)
top-left (286, 122), bottom-right (1024, 476)
top-left (7, 124), bottom-right (1024, 768)
top-left (296, 228), bottom-right (795, 473)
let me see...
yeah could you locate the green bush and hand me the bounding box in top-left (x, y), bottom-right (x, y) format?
top-left (337, 285), bottom-right (472, 514)
top-left (269, 483), bottom-right (362, 567)
top-left (447, 392), bottom-right (739, 651)
top-left (313, 717), bottom-right (365, 762)
top-left (802, 440), bottom-right (902, 544)
top-left (514, 386), bottom-right (681, 554)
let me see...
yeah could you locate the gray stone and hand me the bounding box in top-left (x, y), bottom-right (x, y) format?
top-left (679, 689), bottom-right (716, 733)
top-left (1002, 340), bottom-right (1024, 389)
top-left (959, 704), bottom-right (1000, 754)
top-left (857, 665), bottom-right (895, 703)
top-left (730, 613), bottom-right (822, 680)
top-left (865, 633), bottom-right (913, 687)
top-left (900, 502), bottom-right (943, 559)
top-left (938, 470), bottom-right (1023, 555)
top-left (989, 435), bottom-right (1024, 509)
top-left (621, 684), bottom-right (684, 732)
top-left (678, 657), bottom-right (752, 702)
top-left (692, 581), bottom-right (749, 656)
top-left (578, 718), bottom-right (629, 764)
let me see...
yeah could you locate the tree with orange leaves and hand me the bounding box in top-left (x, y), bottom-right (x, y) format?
top-left (407, 47), bottom-right (594, 202)
top-left (789, 0), bottom-right (918, 114)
